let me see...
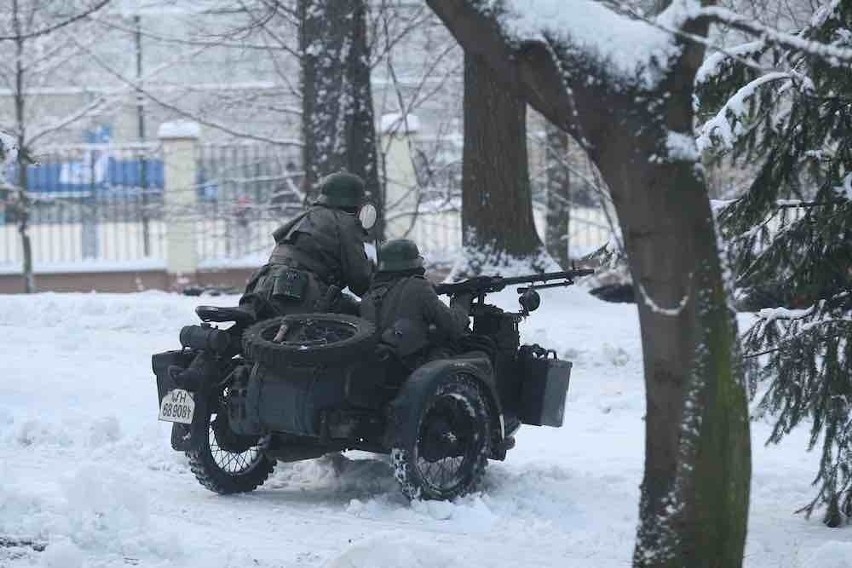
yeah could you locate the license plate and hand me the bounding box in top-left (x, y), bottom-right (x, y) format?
top-left (158, 389), bottom-right (195, 424)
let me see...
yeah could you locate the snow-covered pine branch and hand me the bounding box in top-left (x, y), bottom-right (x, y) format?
top-left (703, 0), bottom-right (852, 527)
top-left (699, 5), bottom-right (852, 65)
top-left (697, 71), bottom-right (792, 151)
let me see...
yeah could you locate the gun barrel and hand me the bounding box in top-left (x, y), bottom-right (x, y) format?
top-left (499, 269), bottom-right (595, 287)
top-left (434, 268), bottom-right (594, 296)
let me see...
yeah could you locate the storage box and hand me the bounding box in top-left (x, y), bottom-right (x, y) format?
top-left (519, 347), bottom-right (572, 427)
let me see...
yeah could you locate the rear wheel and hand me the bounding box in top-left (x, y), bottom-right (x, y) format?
top-left (391, 375), bottom-right (491, 501)
top-left (186, 389), bottom-right (275, 494)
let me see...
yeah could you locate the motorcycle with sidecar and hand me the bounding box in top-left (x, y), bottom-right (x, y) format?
top-left (153, 269), bottom-right (591, 500)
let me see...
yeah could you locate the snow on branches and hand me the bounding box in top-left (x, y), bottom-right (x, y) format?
top-left (702, 0), bottom-right (852, 526)
top-left (492, 0), bottom-right (684, 88)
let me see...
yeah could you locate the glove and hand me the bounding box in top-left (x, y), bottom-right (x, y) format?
top-left (450, 291), bottom-right (475, 311)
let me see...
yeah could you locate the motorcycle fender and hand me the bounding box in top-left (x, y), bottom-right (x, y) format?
top-left (385, 355), bottom-right (503, 449)
top-left (168, 389), bottom-right (211, 452)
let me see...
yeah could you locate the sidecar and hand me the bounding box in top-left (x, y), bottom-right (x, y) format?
top-left (154, 303), bottom-right (572, 501)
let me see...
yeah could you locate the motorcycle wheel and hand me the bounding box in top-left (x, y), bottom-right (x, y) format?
top-left (243, 313), bottom-right (376, 369)
top-left (391, 374), bottom-right (491, 501)
top-left (186, 388), bottom-right (275, 495)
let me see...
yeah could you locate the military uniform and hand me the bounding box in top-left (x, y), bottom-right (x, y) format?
top-left (360, 240), bottom-right (471, 362)
top-left (239, 172), bottom-right (373, 319)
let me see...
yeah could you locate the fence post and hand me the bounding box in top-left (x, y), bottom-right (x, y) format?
top-left (380, 113), bottom-right (420, 240)
top-left (158, 121), bottom-right (200, 287)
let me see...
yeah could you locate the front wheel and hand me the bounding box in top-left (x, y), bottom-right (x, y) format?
top-left (186, 390), bottom-right (275, 494)
top-left (391, 375), bottom-right (492, 501)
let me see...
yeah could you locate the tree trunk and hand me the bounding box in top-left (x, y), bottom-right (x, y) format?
top-left (12, 0), bottom-right (35, 293)
top-left (459, 54), bottom-right (545, 275)
top-left (299, 0), bottom-right (382, 228)
top-left (427, 2), bottom-right (751, 565)
top-left (545, 123), bottom-right (570, 268)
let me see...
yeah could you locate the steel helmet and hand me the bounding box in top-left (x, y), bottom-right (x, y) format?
top-left (315, 171), bottom-right (366, 209)
top-left (378, 239), bottom-right (424, 272)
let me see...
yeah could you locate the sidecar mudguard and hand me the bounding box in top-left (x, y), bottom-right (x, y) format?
top-left (385, 354), bottom-right (505, 451)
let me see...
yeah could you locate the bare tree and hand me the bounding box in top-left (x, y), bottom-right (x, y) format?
top-left (0, 0), bottom-right (113, 292)
top-left (426, 0), bottom-right (750, 564)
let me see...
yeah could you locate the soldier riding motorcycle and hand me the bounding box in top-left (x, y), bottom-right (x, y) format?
top-left (239, 171), bottom-right (375, 319)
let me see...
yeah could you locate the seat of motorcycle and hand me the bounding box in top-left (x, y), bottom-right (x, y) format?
top-left (195, 305), bottom-right (255, 325)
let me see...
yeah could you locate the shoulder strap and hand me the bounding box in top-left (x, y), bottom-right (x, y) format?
top-left (272, 209), bottom-right (311, 244)
top-left (381, 277), bottom-right (412, 324)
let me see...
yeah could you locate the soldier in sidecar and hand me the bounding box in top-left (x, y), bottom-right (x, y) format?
top-left (360, 239), bottom-right (474, 366)
top-left (153, 259), bottom-right (589, 500)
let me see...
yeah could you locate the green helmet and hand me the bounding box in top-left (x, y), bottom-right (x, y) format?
top-left (378, 239), bottom-right (424, 272)
top-left (315, 171), bottom-right (366, 209)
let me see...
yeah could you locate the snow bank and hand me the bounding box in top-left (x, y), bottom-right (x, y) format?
top-left (498, 0), bottom-right (682, 88)
top-left (0, 290), bottom-right (846, 567)
top-left (327, 532), bottom-right (460, 568)
top-left (0, 465), bottom-right (184, 564)
top-left (0, 290), bottom-right (236, 334)
top-left (804, 542), bottom-right (852, 568)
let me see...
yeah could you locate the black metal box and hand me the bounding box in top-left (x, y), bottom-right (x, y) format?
top-left (519, 348), bottom-right (572, 427)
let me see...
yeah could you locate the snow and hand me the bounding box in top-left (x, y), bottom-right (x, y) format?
top-left (0, 290), bottom-right (848, 567)
top-left (0, 259), bottom-right (167, 276)
top-left (758, 306), bottom-right (813, 321)
top-left (498, 0), bottom-right (682, 88)
top-left (156, 121), bottom-right (201, 140)
top-left (696, 71), bottom-right (791, 151)
top-left (694, 41), bottom-right (765, 85)
top-left (836, 173), bottom-right (852, 201)
top-left (0, 130), bottom-right (18, 172)
top-left (665, 130), bottom-right (699, 162)
top-left (379, 113), bottom-right (421, 135)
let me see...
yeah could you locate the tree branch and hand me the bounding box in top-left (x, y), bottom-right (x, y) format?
top-left (67, 35), bottom-right (302, 147)
top-left (0, 0), bottom-right (111, 41)
top-left (699, 6), bottom-right (852, 64)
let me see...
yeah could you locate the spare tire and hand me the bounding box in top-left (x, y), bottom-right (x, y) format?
top-left (243, 313), bottom-right (376, 369)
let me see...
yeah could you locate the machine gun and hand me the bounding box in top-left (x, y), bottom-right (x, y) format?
top-left (435, 268), bottom-right (595, 315)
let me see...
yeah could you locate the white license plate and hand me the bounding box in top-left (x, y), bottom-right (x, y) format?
top-left (158, 389), bottom-right (195, 424)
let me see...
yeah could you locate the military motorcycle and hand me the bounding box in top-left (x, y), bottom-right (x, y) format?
top-left (153, 269), bottom-right (592, 500)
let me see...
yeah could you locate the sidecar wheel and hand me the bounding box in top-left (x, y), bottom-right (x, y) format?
top-left (391, 374), bottom-right (491, 501)
top-left (243, 313), bottom-right (376, 369)
top-left (186, 393), bottom-right (275, 495)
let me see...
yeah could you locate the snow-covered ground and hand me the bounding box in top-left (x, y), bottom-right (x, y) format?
top-left (0, 289), bottom-right (849, 567)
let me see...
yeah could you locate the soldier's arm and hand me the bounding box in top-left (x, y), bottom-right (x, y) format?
top-left (415, 279), bottom-right (470, 340)
top-left (338, 214), bottom-right (373, 296)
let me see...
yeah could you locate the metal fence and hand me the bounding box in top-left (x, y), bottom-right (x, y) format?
top-left (0, 140), bottom-right (614, 274)
top-left (0, 143), bottom-right (166, 269)
top-left (195, 142), bottom-right (303, 265)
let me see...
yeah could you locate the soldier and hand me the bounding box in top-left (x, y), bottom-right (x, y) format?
top-left (239, 171), bottom-right (373, 320)
top-left (360, 239), bottom-right (473, 365)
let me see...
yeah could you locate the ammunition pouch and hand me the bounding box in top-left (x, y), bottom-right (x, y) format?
top-left (271, 266), bottom-right (308, 301)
